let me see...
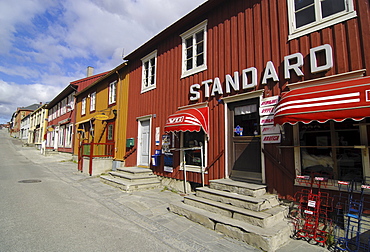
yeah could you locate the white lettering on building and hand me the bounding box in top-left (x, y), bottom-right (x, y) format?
top-left (189, 44), bottom-right (333, 101)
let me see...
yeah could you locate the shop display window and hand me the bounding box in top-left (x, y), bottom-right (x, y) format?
top-left (299, 120), bottom-right (363, 181)
top-left (183, 131), bottom-right (205, 168)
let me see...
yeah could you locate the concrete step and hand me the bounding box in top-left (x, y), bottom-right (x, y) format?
top-left (169, 201), bottom-right (291, 252)
top-left (195, 187), bottom-right (280, 212)
top-left (184, 195), bottom-right (287, 228)
top-left (209, 178), bottom-right (266, 197)
top-left (100, 175), bottom-right (161, 192)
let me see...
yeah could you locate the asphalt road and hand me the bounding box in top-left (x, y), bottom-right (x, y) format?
top-left (0, 129), bottom-right (258, 252)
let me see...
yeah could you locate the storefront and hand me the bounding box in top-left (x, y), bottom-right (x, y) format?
top-left (275, 75), bottom-right (370, 185)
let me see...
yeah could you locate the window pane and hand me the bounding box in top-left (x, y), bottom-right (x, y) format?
top-left (196, 41), bottom-right (203, 54)
top-left (186, 48), bottom-right (193, 59)
top-left (150, 58), bottom-right (155, 67)
top-left (321, 0), bottom-right (345, 18)
top-left (295, 0), bottom-right (314, 10)
top-left (184, 131), bottom-right (204, 166)
top-left (295, 5), bottom-right (315, 28)
top-left (186, 58), bottom-right (193, 70)
top-left (234, 105), bottom-right (258, 136)
top-left (196, 53), bottom-right (204, 67)
top-left (185, 37), bottom-right (193, 48)
top-left (195, 31), bottom-right (204, 43)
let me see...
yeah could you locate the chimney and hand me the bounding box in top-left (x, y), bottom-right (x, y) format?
top-left (86, 66), bottom-right (94, 77)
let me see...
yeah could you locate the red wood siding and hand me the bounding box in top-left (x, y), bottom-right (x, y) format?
top-left (124, 0), bottom-right (370, 189)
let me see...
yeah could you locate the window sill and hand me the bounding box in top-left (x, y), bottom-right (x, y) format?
top-left (181, 65), bottom-right (207, 79)
top-left (180, 165), bottom-right (208, 173)
top-left (141, 85), bottom-right (156, 94)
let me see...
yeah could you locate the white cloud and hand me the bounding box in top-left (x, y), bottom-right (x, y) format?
top-left (0, 0), bottom-right (207, 123)
top-left (0, 79), bottom-right (66, 123)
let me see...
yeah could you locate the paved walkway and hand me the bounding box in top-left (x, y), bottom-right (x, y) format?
top-left (15, 139), bottom-right (329, 251)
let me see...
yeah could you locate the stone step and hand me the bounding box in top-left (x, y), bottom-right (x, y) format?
top-left (195, 187), bottom-right (279, 211)
top-left (109, 171), bottom-right (157, 182)
top-left (169, 201), bottom-right (291, 252)
top-left (116, 167), bottom-right (155, 176)
top-left (209, 178), bottom-right (266, 197)
top-left (100, 175), bottom-right (161, 192)
top-left (184, 195), bottom-right (287, 228)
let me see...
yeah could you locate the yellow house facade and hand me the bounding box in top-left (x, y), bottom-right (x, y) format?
top-left (74, 63), bottom-right (129, 174)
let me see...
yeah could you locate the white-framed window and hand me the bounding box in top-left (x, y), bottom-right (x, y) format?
top-left (81, 97), bottom-right (86, 115)
top-left (141, 50), bottom-right (157, 93)
top-left (61, 98), bottom-right (67, 115)
top-left (59, 125), bottom-right (65, 147)
top-left (180, 20), bottom-right (207, 78)
top-left (287, 0), bottom-right (357, 40)
top-left (90, 92), bottom-right (96, 112)
top-left (67, 93), bottom-right (75, 111)
top-left (109, 81), bottom-right (117, 105)
top-left (65, 124), bottom-right (73, 148)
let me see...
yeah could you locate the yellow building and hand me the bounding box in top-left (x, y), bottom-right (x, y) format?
top-left (74, 63), bottom-right (129, 175)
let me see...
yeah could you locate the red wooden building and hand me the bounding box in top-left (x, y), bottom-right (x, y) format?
top-left (123, 0), bottom-right (370, 198)
top-left (46, 69), bottom-right (108, 154)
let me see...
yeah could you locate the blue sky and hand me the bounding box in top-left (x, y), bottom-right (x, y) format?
top-left (0, 0), bottom-right (207, 124)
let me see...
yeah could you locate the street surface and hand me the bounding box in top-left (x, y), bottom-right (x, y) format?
top-left (0, 129), bottom-right (258, 252)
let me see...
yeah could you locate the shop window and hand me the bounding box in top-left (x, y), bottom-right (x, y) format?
top-left (180, 20), bottom-right (207, 78)
top-left (297, 120), bottom-right (364, 181)
top-left (287, 0), bottom-right (356, 40)
top-left (141, 50), bottom-right (157, 93)
top-left (181, 131), bottom-right (206, 172)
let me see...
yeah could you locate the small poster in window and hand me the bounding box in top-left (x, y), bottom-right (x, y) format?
top-left (162, 134), bottom-right (170, 153)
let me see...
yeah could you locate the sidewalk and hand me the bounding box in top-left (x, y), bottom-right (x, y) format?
top-left (16, 142), bottom-right (329, 251)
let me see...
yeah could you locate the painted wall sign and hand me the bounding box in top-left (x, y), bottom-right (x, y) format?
top-left (260, 115), bottom-right (274, 125)
top-left (262, 134), bottom-right (281, 143)
top-left (261, 125), bottom-right (280, 135)
top-left (189, 44), bottom-right (333, 101)
top-left (260, 96), bottom-right (279, 107)
top-left (94, 114), bottom-right (109, 120)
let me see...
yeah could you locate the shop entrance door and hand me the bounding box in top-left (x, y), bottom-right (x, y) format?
top-left (138, 119), bottom-right (150, 167)
top-left (228, 99), bottom-right (262, 182)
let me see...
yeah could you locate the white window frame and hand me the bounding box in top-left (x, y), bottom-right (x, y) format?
top-left (287, 0), bottom-right (357, 40)
top-left (141, 50), bottom-right (157, 93)
top-left (81, 97), bottom-right (86, 115)
top-left (109, 81), bottom-right (117, 105)
top-left (90, 92), bottom-right (96, 112)
top-left (180, 20), bottom-right (207, 78)
top-left (65, 124), bottom-right (73, 148)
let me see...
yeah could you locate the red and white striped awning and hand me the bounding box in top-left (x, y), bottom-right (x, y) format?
top-left (164, 107), bottom-right (209, 135)
top-left (274, 76), bottom-right (370, 125)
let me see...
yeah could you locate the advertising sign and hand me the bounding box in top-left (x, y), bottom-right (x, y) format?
top-left (262, 134), bottom-right (281, 143)
top-left (260, 115), bottom-right (274, 125)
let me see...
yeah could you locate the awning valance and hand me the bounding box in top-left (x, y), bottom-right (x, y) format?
top-left (164, 107), bottom-right (209, 135)
top-left (274, 76), bottom-right (370, 125)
